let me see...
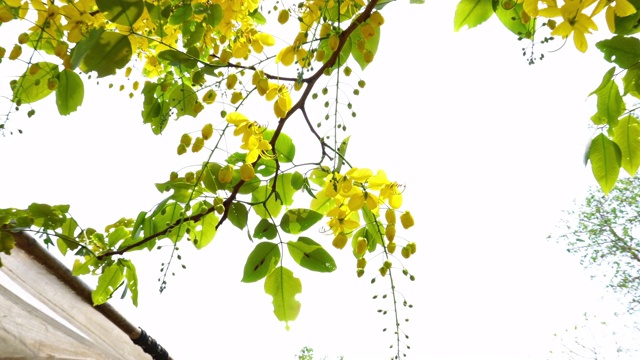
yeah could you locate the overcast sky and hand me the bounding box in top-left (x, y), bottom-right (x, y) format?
top-left (0, 1), bottom-right (635, 359)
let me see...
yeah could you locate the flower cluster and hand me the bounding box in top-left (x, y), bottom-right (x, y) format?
top-left (226, 112), bottom-right (272, 164)
top-left (516, 0), bottom-right (637, 52)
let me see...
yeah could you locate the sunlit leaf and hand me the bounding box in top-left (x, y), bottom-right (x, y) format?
top-left (280, 209), bottom-right (323, 234)
top-left (93, 262), bottom-right (124, 305)
top-left (454, 0), bottom-right (493, 31)
top-left (287, 237), bottom-right (336, 273)
top-left (263, 130), bottom-right (295, 163)
top-left (493, 0), bottom-right (535, 39)
top-left (120, 259), bottom-right (138, 306)
top-left (590, 77), bottom-right (624, 127)
top-left (589, 133), bottom-right (622, 193)
top-left (13, 62), bottom-right (59, 104)
top-left (613, 115), bottom-right (640, 176)
top-left (350, 24), bottom-right (380, 70)
top-left (192, 211), bottom-right (218, 249)
top-left (264, 266), bottom-right (301, 330)
top-left (242, 242), bottom-right (280, 283)
top-left (169, 83), bottom-right (198, 118)
top-left (252, 185), bottom-right (283, 219)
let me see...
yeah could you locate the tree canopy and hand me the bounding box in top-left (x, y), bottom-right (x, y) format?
top-left (1, 0), bottom-right (640, 358)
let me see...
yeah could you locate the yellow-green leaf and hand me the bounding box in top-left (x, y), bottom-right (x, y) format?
top-left (92, 262), bottom-right (124, 305)
top-left (590, 77), bottom-right (625, 126)
top-left (589, 133), bottom-right (622, 193)
top-left (79, 32), bottom-right (132, 78)
top-left (264, 266), bottom-right (301, 330)
top-left (13, 62), bottom-right (59, 104)
top-left (454, 0), bottom-right (494, 31)
top-left (280, 209), bottom-right (323, 234)
top-left (96, 0), bottom-right (144, 26)
top-left (613, 115), bottom-right (640, 176)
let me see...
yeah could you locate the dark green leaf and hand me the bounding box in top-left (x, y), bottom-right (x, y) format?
top-left (96, 0), bottom-right (144, 26)
top-left (253, 219), bottom-right (278, 240)
top-left (242, 242), bottom-right (280, 283)
top-left (79, 31), bottom-right (132, 78)
top-left (228, 202), bottom-right (248, 230)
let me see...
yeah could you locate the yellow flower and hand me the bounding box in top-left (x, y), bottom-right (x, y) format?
top-left (226, 112), bottom-right (273, 163)
top-left (540, 0), bottom-right (598, 52)
top-left (591, 0), bottom-right (637, 32)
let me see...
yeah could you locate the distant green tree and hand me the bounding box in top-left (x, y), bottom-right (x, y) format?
top-left (296, 346), bottom-right (344, 360)
top-left (554, 176), bottom-right (640, 312)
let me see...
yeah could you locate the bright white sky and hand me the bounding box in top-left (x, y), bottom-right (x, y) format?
top-left (0, 1), bottom-right (637, 359)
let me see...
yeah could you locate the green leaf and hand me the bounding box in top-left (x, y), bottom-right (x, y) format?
top-left (362, 205), bottom-right (383, 249)
top-left (204, 4), bottom-right (223, 27)
top-left (280, 209), bottom-right (323, 235)
top-left (0, 232), bottom-right (14, 256)
top-left (55, 69), bottom-right (84, 115)
top-left (141, 81), bottom-right (171, 135)
top-left (253, 219), bottom-right (278, 240)
top-left (169, 83), bottom-right (198, 118)
top-left (70, 28), bottom-right (104, 70)
top-left (264, 266), bottom-right (301, 330)
top-left (590, 77), bottom-right (624, 127)
top-left (622, 63), bottom-right (640, 97)
top-left (350, 23), bottom-right (381, 70)
top-left (263, 130), bottom-right (296, 163)
top-left (310, 190), bottom-right (334, 215)
top-left (13, 62), bottom-right (59, 104)
top-left (79, 31), bottom-right (132, 78)
top-left (590, 67), bottom-right (617, 96)
top-left (249, 9), bottom-right (266, 25)
top-left (291, 172), bottom-right (304, 190)
top-left (286, 237), bottom-right (336, 273)
top-left (96, 0), bottom-right (144, 26)
top-left (273, 173), bottom-right (297, 207)
top-left (228, 202), bottom-right (248, 230)
top-left (589, 133), bottom-right (622, 194)
top-left (613, 115), bottom-right (640, 176)
top-left (151, 202), bottom-right (185, 242)
top-left (169, 4), bottom-right (192, 25)
top-left (192, 212), bottom-right (218, 249)
top-left (493, 1), bottom-right (535, 39)
top-left (157, 50), bottom-right (198, 68)
top-left (596, 35), bottom-right (640, 69)
top-left (454, 0), bottom-right (494, 31)
top-left (252, 185), bottom-right (283, 219)
top-left (119, 259), bottom-right (138, 306)
top-left (107, 226), bottom-right (129, 247)
top-left (614, 0), bottom-right (640, 35)
top-left (93, 262), bottom-right (124, 305)
top-left (241, 242), bottom-right (280, 283)
top-left (335, 136), bottom-right (350, 173)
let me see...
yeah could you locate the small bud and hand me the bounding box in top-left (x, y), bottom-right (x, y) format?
top-left (332, 233), bottom-right (348, 249)
top-left (400, 211), bottom-right (414, 229)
